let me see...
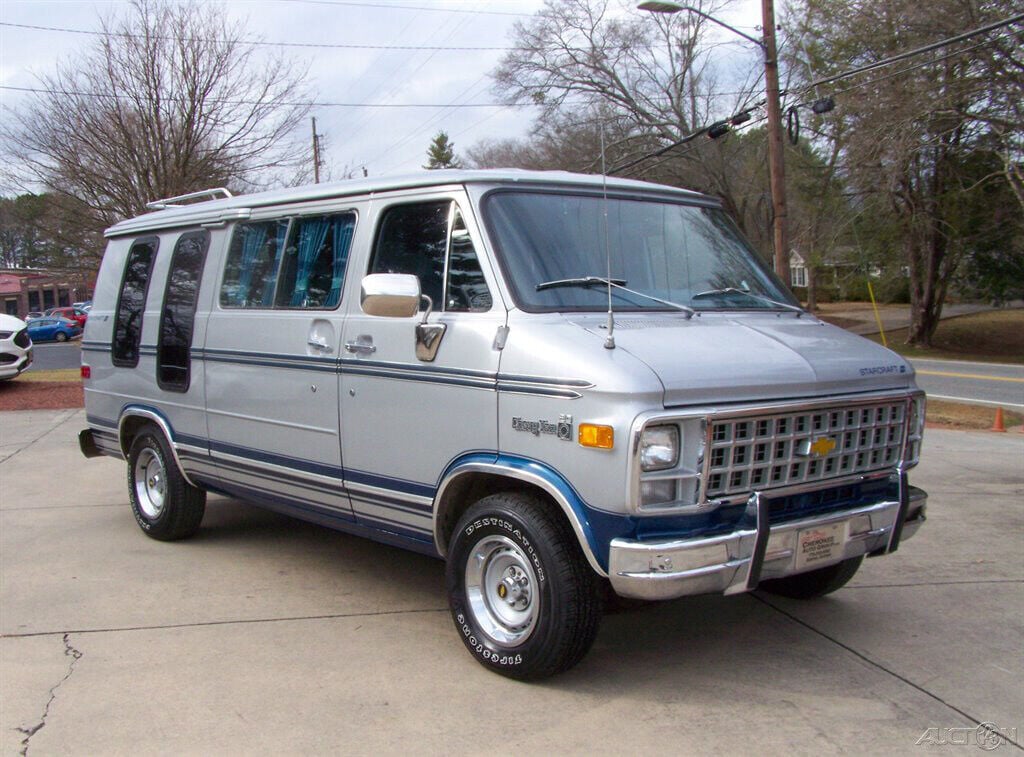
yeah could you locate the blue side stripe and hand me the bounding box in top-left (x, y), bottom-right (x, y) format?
top-left (349, 493), bottom-right (432, 517)
top-left (345, 468), bottom-right (436, 499)
top-left (212, 478), bottom-right (435, 549)
top-left (210, 440), bottom-right (344, 479)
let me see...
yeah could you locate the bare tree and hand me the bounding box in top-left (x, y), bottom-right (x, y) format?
top-left (788, 0), bottom-right (1023, 347)
top-left (3, 0), bottom-right (312, 246)
top-left (484, 0), bottom-right (780, 256)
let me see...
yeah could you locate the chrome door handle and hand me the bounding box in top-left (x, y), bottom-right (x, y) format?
top-left (344, 337), bottom-right (376, 355)
top-left (307, 336), bottom-right (333, 353)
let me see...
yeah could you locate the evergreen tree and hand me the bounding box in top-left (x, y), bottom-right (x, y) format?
top-left (424, 132), bottom-right (463, 170)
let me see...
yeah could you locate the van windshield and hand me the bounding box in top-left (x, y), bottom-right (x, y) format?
top-left (482, 191), bottom-right (797, 312)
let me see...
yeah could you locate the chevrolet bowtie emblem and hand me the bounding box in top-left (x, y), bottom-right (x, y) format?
top-left (809, 436), bottom-right (837, 457)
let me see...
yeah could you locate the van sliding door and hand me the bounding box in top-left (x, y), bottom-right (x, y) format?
top-left (203, 209), bottom-right (360, 521)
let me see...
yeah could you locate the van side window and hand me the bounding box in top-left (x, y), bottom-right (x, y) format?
top-left (220, 220), bottom-right (289, 308)
top-left (158, 231), bottom-right (209, 392)
top-left (112, 237), bottom-right (158, 367)
top-left (276, 213), bottom-right (356, 308)
top-left (370, 201), bottom-right (490, 312)
top-left (446, 207), bottom-right (491, 312)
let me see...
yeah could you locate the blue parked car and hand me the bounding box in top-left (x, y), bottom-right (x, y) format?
top-left (26, 317), bottom-right (82, 343)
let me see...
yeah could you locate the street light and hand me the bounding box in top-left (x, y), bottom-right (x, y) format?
top-left (638, 1), bottom-right (791, 288)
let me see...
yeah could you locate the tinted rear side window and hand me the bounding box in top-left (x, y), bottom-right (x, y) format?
top-left (220, 220), bottom-right (289, 308)
top-left (158, 231), bottom-right (209, 392)
top-left (112, 238), bottom-right (158, 367)
top-left (276, 213), bottom-right (357, 308)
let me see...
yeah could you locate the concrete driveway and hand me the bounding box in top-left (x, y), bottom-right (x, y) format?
top-left (1, 410), bottom-right (1021, 755)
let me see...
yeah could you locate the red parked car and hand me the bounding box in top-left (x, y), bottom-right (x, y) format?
top-left (45, 306), bottom-right (88, 328)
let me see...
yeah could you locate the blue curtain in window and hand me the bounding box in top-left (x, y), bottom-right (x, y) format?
top-left (236, 224), bottom-right (268, 305)
top-left (326, 215), bottom-right (355, 307)
top-left (290, 218), bottom-right (330, 306)
top-left (260, 221), bottom-right (289, 306)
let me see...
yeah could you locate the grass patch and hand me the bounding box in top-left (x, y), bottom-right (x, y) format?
top-left (20, 368), bottom-right (81, 383)
top-left (867, 309), bottom-right (1024, 364)
top-left (926, 400), bottom-right (1022, 430)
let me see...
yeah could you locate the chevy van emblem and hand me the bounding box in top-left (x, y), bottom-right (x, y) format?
top-left (512, 415), bottom-right (573, 441)
top-left (809, 436), bottom-right (837, 458)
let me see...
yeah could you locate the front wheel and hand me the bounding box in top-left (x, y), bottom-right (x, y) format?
top-left (758, 555), bottom-right (863, 599)
top-left (127, 428), bottom-right (205, 541)
top-left (54, 331), bottom-right (68, 342)
top-left (446, 492), bottom-right (603, 680)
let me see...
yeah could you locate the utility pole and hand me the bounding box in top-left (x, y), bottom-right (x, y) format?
top-left (761, 0), bottom-right (790, 287)
top-left (638, 1), bottom-right (792, 287)
top-left (311, 117), bottom-right (321, 184)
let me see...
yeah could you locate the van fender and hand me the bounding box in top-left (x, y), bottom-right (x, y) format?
top-left (117, 405), bottom-right (198, 488)
top-left (434, 453), bottom-right (609, 577)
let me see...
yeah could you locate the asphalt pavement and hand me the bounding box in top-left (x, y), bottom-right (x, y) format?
top-left (25, 342), bottom-right (81, 371)
top-left (1, 409), bottom-right (1021, 755)
top-left (911, 358), bottom-right (1024, 410)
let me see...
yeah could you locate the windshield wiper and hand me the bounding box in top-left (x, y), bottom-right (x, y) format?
top-left (536, 276), bottom-right (626, 291)
top-left (536, 276), bottom-right (695, 318)
top-left (692, 287), bottom-right (804, 316)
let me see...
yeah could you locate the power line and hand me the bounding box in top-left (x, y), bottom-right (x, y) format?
top-left (790, 12), bottom-right (1024, 98)
top-left (813, 34), bottom-right (1015, 102)
top-left (632, 113), bottom-right (770, 180)
top-left (0, 84), bottom-right (522, 109)
top-left (0, 21), bottom-right (513, 51)
top-left (610, 13), bottom-right (1024, 176)
top-left (339, 10), bottom-right (480, 146)
top-left (281, 0), bottom-right (532, 16)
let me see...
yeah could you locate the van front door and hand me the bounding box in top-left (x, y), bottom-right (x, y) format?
top-left (204, 211), bottom-right (358, 521)
top-left (340, 196), bottom-right (503, 550)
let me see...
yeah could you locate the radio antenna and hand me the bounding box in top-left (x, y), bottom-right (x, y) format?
top-left (600, 127), bottom-right (615, 350)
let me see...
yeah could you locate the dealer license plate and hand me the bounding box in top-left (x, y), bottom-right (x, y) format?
top-left (795, 522), bottom-right (847, 571)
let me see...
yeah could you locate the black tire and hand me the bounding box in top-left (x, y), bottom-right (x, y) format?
top-left (758, 555), bottom-right (864, 599)
top-left (446, 492), bottom-right (603, 680)
top-left (127, 428), bottom-right (205, 541)
top-left (54, 331), bottom-right (68, 342)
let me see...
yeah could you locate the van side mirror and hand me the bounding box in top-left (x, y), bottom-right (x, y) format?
top-left (361, 274), bottom-right (421, 318)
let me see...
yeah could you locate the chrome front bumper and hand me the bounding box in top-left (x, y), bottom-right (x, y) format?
top-left (608, 486), bottom-right (927, 601)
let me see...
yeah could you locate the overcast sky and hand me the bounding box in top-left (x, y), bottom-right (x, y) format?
top-left (0, 0), bottom-right (763, 184)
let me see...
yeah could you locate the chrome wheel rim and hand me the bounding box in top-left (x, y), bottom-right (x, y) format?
top-left (464, 535), bottom-right (539, 647)
top-left (134, 448), bottom-right (166, 519)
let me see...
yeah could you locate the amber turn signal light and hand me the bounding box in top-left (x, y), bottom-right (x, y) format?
top-left (579, 424), bottom-right (614, 449)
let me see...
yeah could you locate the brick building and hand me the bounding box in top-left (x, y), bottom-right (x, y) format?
top-left (0, 269), bottom-right (93, 318)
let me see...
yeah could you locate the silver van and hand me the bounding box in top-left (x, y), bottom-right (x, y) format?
top-left (80, 170), bottom-right (926, 679)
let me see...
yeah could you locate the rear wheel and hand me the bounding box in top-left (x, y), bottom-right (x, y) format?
top-left (446, 492), bottom-right (603, 680)
top-left (758, 555), bottom-right (863, 599)
top-left (127, 428), bottom-right (205, 541)
top-left (54, 331), bottom-right (68, 342)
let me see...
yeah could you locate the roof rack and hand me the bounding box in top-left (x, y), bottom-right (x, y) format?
top-left (146, 187), bottom-right (234, 211)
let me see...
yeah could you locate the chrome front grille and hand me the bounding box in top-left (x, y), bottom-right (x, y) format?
top-left (704, 400), bottom-right (908, 500)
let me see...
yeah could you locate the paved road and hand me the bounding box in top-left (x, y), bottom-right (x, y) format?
top-left (1, 410), bottom-right (1022, 754)
top-left (911, 358), bottom-right (1024, 410)
top-left (28, 341), bottom-right (81, 371)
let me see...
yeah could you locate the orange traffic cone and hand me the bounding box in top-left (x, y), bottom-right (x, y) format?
top-left (991, 407), bottom-right (1006, 433)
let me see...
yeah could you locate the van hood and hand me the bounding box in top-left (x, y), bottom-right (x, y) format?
top-left (573, 313), bottom-right (915, 407)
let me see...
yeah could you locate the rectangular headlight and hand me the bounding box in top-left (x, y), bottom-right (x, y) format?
top-left (640, 425), bottom-right (679, 471)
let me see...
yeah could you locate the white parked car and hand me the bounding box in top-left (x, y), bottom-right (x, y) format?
top-left (0, 313), bottom-right (33, 380)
